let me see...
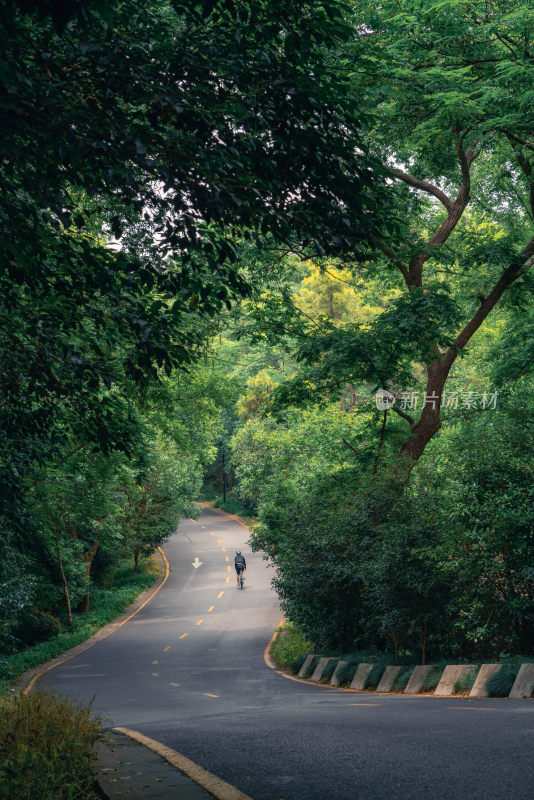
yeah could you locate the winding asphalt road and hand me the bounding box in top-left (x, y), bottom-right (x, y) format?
top-left (40, 507), bottom-right (534, 799)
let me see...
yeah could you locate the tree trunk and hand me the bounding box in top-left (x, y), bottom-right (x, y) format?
top-left (134, 548), bottom-right (140, 570)
top-left (79, 536), bottom-right (100, 613)
top-left (221, 450), bottom-right (227, 503)
top-left (56, 538), bottom-right (73, 631)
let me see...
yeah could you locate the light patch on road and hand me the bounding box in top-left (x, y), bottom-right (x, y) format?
top-left (164, 645), bottom-right (171, 652)
top-left (196, 619), bottom-right (203, 626)
top-left (217, 591), bottom-right (224, 598)
top-left (204, 693), bottom-right (219, 698)
top-left (179, 633), bottom-right (189, 639)
top-left (208, 606), bottom-right (214, 612)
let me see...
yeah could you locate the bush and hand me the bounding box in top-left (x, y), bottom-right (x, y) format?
top-left (270, 622), bottom-right (313, 669)
top-left (302, 655), bottom-right (319, 678)
top-left (366, 663), bottom-right (387, 689)
top-left (391, 666), bottom-right (415, 692)
top-left (336, 659), bottom-right (359, 687)
top-left (322, 658), bottom-right (338, 682)
top-left (420, 666), bottom-right (444, 692)
top-left (14, 611), bottom-right (61, 647)
top-left (453, 669), bottom-right (479, 695)
top-left (291, 653), bottom-right (308, 675)
top-left (487, 666), bottom-right (520, 698)
top-left (0, 691), bottom-right (102, 800)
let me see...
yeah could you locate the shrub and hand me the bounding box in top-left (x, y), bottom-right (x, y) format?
top-left (336, 659), bottom-right (359, 687)
top-left (366, 663), bottom-right (387, 690)
top-left (420, 666), bottom-right (444, 692)
top-left (0, 691), bottom-right (102, 800)
top-left (291, 653), bottom-right (308, 675)
top-left (302, 655), bottom-right (319, 678)
top-left (14, 611), bottom-right (61, 647)
top-left (322, 659), bottom-right (338, 682)
top-left (391, 666), bottom-right (415, 692)
top-left (270, 622), bottom-right (312, 669)
top-left (487, 666), bottom-right (520, 698)
top-left (453, 669), bottom-right (479, 695)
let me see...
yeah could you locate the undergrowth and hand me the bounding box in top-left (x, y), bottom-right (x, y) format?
top-left (271, 622), bottom-right (312, 670)
top-left (0, 690), bottom-right (103, 800)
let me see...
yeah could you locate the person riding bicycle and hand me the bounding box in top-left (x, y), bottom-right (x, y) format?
top-left (234, 550), bottom-right (246, 587)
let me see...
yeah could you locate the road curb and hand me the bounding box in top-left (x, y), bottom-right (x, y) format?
top-left (18, 547), bottom-right (169, 694)
top-left (114, 727), bottom-right (253, 800)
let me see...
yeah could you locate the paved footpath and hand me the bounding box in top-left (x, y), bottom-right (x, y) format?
top-left (30, 508), bottom-right (534, 800)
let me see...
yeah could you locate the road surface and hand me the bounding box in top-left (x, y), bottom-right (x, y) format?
top-left (41, 507), bottom-right (534, 799)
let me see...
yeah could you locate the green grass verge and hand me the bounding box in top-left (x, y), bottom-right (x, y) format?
top-left (0, 557), bottom-right (161, 693)
top-left (270, 622), bottom-right (313, 670)
top-left (0, 690), bottom-right (103, 800)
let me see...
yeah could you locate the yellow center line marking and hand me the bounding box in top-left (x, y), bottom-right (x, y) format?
top-left (152, 660), bottom-right (159, 665)
top-left (201, 525), bottom-right (206, 528)
top-left (449, 706), bottom-right (499, 711)
top-left (349, 703), bottom-right (380, 706)
top-left (226, 577), bottom-right (230, 583)
top-left (222, 547), bottom-right (226, 552)
top-left (204, 693), bottom-right (219, 698)
top-left (225, 556), bottom-right (229, 562)
top-left (179, 633), bottom-right (189, 639)
top-left (208, 606), bottom-right (214, 613)
top-left (227, 565), bottom-right (231, 572)
top-left (163, 646), bottom-right (171, 652)
top-left (170, 682), bottom-right (180, 687)
top-left (209, 532), bottom-right (215, 536)
top-left (152, 672), bottom-right (159, 677)
top-left (190, 518), bottom-right (196, 522)
top-left (217, 591), bottom-right (224, 599)
top-left (196, 619), bottom-right (203, 626)
top-left (217, 538), bottom-right (222, 543)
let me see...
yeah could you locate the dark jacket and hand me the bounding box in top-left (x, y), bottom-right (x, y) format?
top-left (234, 554), bottom-right (246, 569)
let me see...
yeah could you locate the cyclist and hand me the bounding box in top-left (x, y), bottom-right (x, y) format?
top-left (234, 550), bottom-right (246, 587)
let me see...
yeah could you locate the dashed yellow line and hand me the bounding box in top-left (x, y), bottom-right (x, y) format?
top-left (170, 682), bottom-right (181, 687)
top-left (152, 672), bottom-right (159, 677)
top-left (209, 532), bottom-right (215, 536)
top-left (196, 619), bottom-right (203, 626)
top-left (163, 645), bottom-right (171, 652)
top-left (152, 660), bottom-right (159, 665)
top-left (222, 547), bottom-right (226, 552)
top-left (217, 538), bottom-right (222, 543)
top-left (227, 565), bottom-right (231, 572)
top-left (208, 606), bottom-right (214, 613)
top-left (179, 633), bottom-right (189, 639)
top-left (225, 556), bottom-right (229, 562)
top-left (217, 591), bottom-right (224, 599)
top-left (349, 703), bottom-right (380, 707)
top-left (204, 693), bottom-right (219, 698)
top-left (201, 525), bottom-right (206, 528)
top-left (226, 577), bottom-right (230, 583)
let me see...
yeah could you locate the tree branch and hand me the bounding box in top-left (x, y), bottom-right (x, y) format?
top-left (389, 167), bottom-right (453, 212)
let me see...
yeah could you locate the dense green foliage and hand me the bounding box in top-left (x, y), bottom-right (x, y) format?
top-left (1, 0), bottom-right (533, 674)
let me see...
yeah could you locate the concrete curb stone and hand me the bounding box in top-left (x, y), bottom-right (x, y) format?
top-left (435, 665), bottom-right (477, 696)
top-left (376, 665), bottom-right (403, 693)
top-left (311, 657), bottom-right (335, 682)
top-left (469, 664), bottom-right (502, 697)
top-left (330, 660), bottom-right (348, 687)
top-left (509, 664), bottom-right (534, 699)
top-left (404, 665), bottom-right (437, 694)
top-left (350, 663), bottom-right (374, 690)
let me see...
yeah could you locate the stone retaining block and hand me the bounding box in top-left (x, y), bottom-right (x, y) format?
top-left (350, 663), bottom-right (374, 690)
top-left (298, 654), bottom-right (316, 678)
top-left (404, 665), bottom-right (436, 694)
top-left (469, 664), bottom-right (501, 697)
top-left (509, 664), bottom-right (534, 699)
top-left (311, 657), bottom-right (334, 682)
top-left (376, 665), bottom-right (403, 693)
top-left (435, 665), bottom-right (477, 696)
top-left (330, 660), bottom-right (349, 687)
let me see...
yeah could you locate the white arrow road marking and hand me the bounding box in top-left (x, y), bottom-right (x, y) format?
top-left (192, 557), bottom-right (203, 568)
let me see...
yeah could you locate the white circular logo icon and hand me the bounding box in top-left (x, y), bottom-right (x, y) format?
top-left (375, 389), bottom-right (396, 411)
